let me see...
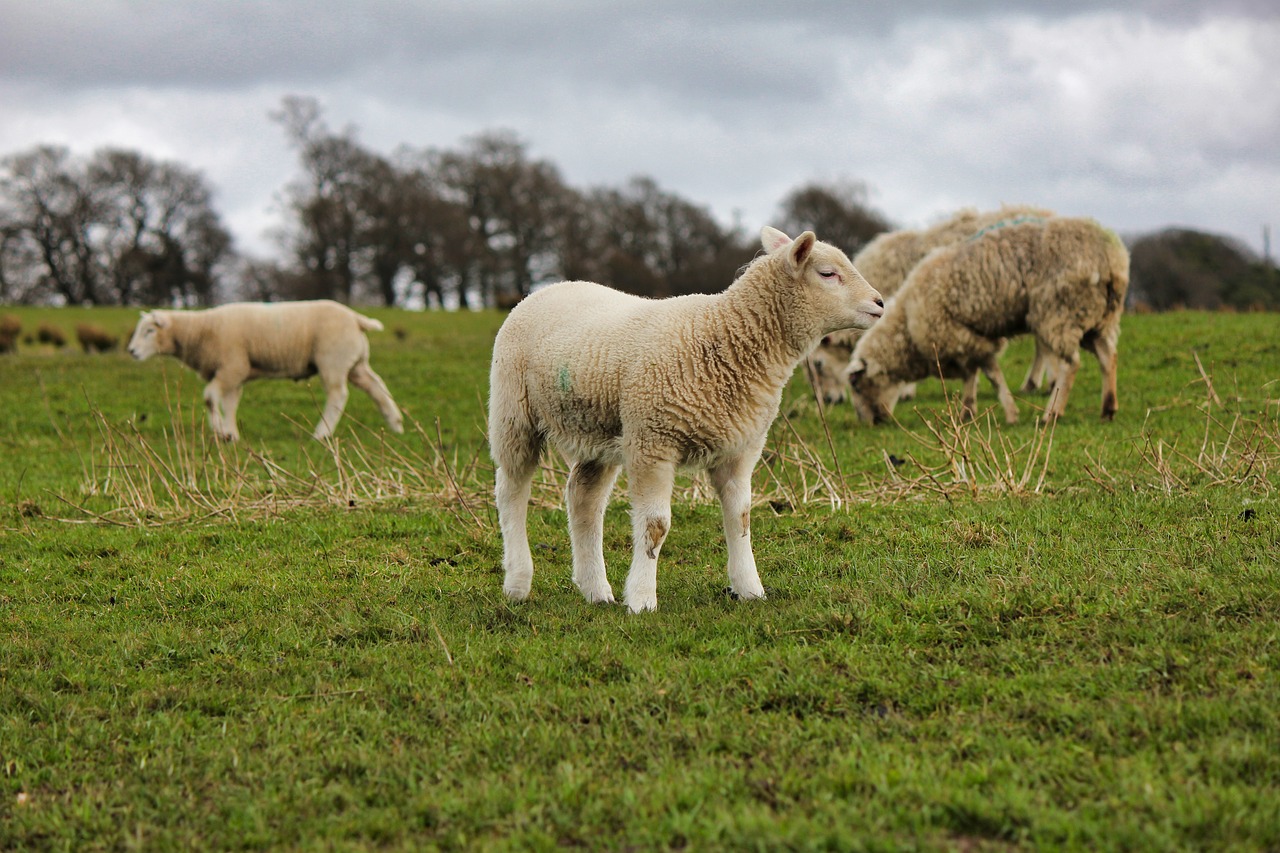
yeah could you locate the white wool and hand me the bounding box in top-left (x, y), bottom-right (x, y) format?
top-left (806, 205), bottom-right (1054, 405)
top-left (847, 216), bottom-right (1129, 425)
top-left (127, 299), bottom-right (403, 441)
top-left (489, 227), bottom-right (885, 613)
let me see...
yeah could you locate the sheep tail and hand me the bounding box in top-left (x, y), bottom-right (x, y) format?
top-left (355, 314), bottom-right (385, 333)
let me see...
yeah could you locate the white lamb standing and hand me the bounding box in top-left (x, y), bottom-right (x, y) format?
top-left (845, 216), bottom-right (1129, 425)
top-left (127, 300), bottom-right (404, 441)
top-left (806, 205), bottom-right (1055, 405)
top-left (488, 227), bottom-right (885, 613)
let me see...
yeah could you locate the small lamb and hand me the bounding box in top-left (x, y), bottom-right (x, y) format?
top-left (846, 216), bottom-right (1129, 425)
top-left (489, 227), bottom-right (885, 613)
top-left (127, 300), bottom-right (403, 441)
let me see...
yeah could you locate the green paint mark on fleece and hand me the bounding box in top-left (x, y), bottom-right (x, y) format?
top-left (556, 365), bottom-right (572, 393)
top-left (967, 215), bottom-right (1047, 242)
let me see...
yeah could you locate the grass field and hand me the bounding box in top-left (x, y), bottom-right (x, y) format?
top-left (1, 305), bottom-right (1278, 850)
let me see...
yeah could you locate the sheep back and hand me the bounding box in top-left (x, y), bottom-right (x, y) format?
top-left (158, 300), bottom-right (375, 381)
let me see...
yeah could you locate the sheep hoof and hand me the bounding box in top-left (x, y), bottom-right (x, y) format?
top-left (503, 584), bottom-right (531, 602)
top-left (579, 587), bottom-right (616, 605)
top-left (625, 594), bottom-right (657, 614)
top-left (724, 586), bottom-right (768, 602)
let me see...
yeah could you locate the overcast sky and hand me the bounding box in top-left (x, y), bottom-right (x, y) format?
top-left (3, 1), bottom-right (1278, 261)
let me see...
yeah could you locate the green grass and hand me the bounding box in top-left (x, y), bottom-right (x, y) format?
top-left (1, 306), bottom-right (1278, 850)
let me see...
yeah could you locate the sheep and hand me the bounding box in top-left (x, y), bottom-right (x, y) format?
top-left (127, 300), bottom-right (404, 441)
top-left (0, 314), bottom-right (18, 354)
top-left (489, 226), bottom-right (885, 613)
top-left (36, 322), bottom-right (67, 348)
top-left (76, 323), bottom-right (119, 353)
top-left (846, 216), bottom-right (1129, 425)
top-left (806, 206), bottom-right (1056, 405)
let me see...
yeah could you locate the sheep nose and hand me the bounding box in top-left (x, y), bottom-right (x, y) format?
top-left (874, 298), bottom-right (884, 308)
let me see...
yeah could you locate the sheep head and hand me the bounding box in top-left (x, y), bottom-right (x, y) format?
top-left (127, 311), bottom-right (173, 360)
top-left (759, 226), bottom-right (885, 335)
top-left (845, 354), bottom-right (900, 425)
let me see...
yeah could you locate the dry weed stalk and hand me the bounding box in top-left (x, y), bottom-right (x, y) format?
top-left (57, 392), bottom-right (494, 527)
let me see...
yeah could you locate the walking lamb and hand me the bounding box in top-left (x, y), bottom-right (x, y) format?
top-left (127, 300), bottom-right (403, 441)
top-left (489, 227), bottom-right (885, 613)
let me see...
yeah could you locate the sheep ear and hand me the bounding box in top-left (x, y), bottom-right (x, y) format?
top-left (788, 231), bottom-right (817, 269)
top-left (760, 226), bottom-right (792, 253)
top-left (152, 313), bottom-right (169, 328)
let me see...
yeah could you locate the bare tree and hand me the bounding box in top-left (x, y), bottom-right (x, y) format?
top-left (776, 179), bottom-right (892, 258)
top-left (89, 148), bottom-right (232, 306)
top-left (0, 145), bottom-right (103, 304)
top-left (433, 130), bottom-right (572, 307)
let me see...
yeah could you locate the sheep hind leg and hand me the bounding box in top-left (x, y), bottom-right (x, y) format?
top-left (1084, 327), bottom-right (1120, 421)
top-left (313, 378), bottom-right (350, 440)
top-left (495, 458), bottom-right (539, 601)
top-left (567, 459), bottom-right (621, 604)
top-left (623, 458), bottom-right (676, 613)
top-left (349, 363), bottom-right (404, 433)
top-left (711, 450), bottom-right (766, 602)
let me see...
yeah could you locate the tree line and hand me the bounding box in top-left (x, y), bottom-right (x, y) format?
top-left (1, 95), bottom-right (1275, 310)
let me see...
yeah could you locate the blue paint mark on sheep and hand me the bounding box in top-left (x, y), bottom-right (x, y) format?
top-left (556, 364), bottom-right (572, 393)
top-left (967, 215), bottom-right (1047, 242)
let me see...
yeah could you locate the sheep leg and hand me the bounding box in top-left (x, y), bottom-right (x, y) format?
top-left (710, 452), bottom-right (766, 602)
top-left (623, 458), bottom-right (676, 613)
top-left (566, 459), bottom-right (621, 604)
top-left (1043, 352), bottom-right (1081, 422)
top-left (496, 461), bottom-right (538, 601)
top-left (1084, 328), bottom-right (1120, 421)
top-left (313, 378), bottom-right (350, 440)
top-left (349, 363), bottom-right (404, 433)
top-left (980, 358), bottom-right (1020, 424)
top-left (203, 377), bottom-right (241, 442)
top-left (219, 384), bottom-right (245, 440)
top-left (1021, 339), bottom-right (1052, 394)
top-left (960, 372), bottom-right (980, 421)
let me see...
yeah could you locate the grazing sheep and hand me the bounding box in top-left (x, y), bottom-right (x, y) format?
top-left (127, 300), bottom-right (404, 441)
top-left (489, 227), bottom-right (885, 613)
top-left (0, 314), bottom-right (18, 354)
top-left (806, 206), bottom-right (1056, 405)
top-left (76, 323), bottom-right (119, 353)
top-left (36, 322), bottom-right (67, 348)
top-left (846, 216), bottom-right (1129, 425)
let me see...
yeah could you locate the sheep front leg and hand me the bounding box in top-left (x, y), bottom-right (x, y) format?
top-left (1043, 352), bottom-right (1081, 422)
top-left (566, 459), bottom-right (621, 604)
top-left (203, 378), bottom-right (240, 441)
top-left (623, 458), bottom-right (676, 613)
top-left (979, 358), bottom-right (1020, 424)
top-left (711, 452), bottom-right (766, 602)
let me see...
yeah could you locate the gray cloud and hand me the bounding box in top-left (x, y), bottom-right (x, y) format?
top-left (2, 1), bottom-right (1277, 258)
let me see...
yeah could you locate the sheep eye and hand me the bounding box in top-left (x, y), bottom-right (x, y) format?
top-left (818, 270), bottom-right (837, 279)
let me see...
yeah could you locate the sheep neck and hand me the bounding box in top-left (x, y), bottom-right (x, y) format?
top-left (709, 259), bottom-right (817, 384)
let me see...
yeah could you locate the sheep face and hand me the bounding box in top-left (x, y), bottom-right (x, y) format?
top-left (127, 312), bottom-right (173, 361)
top-left (845, 355), bottom-right (901, 425)
top-left (806, 334), bottom-right (857, 404)
top-left (761, 227), bottom-right (885, 334)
